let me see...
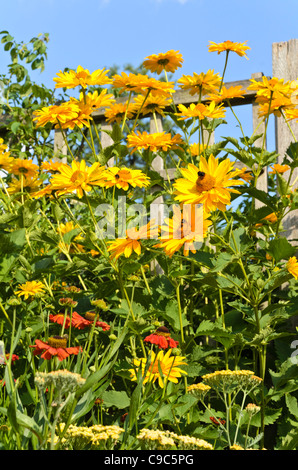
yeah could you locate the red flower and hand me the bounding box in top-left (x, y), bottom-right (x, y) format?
top-left (72, 311), bottom-right (110, 331)
top-left (144, 326), bottom-right (179, 349)
top-left (49, 311), bottom-right (110, 332)
top-left (210, 416), bottom-right (226, 426)
top-left (49, 312), bottom-right (72, 328)
top-left (30, 336), bottom-right (81, 361)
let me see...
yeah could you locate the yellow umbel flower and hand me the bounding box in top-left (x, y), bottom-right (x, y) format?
top-left (208, 40), bottom-right (250, 59)
top-left (286, 256), bottom-right (298, 280)
top-left (15, 281), bottom-right (46, 300)
top-left (143, 50), bottom-right (183, 75)
top-left (49, 160), bottom-right (104, 199)
top-left (173, 155), bottom-right (244, 212)
top-left (53, 65), bottom-right (112, 89)
top-left (129, 348), bottom-right (187, 388)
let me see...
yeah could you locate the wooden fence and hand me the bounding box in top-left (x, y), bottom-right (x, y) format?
top-left (51, 39), bottom-right (298, 244)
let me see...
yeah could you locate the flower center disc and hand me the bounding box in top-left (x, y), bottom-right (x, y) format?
top-left (85, 311), bottom-right (96, 321)
top-left (71, 170), bottom-right (87, 184)
top-left (196, 171), bottom-right (216, 192)
top-left (48, 336), bottom-right (67, 348)
top-left (117, 169), bottom-right (131, 181)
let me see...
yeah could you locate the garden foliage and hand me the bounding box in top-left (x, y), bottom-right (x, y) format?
top-left (1, 32), bottom-right (298, 450)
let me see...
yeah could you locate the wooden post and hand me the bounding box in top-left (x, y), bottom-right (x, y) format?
top-left (272, 39), bottom-right (298, 243)
top-left (149, 114), bottom-right (165, 273)
top-left (100, 122), bottom-right (114, 166)
top-left (251, 72), bottom-right (268, 208)
top-left (54, 129), bottom-right (67, 163)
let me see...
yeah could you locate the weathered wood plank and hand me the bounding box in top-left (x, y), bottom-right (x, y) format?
top-left (273, 39), bottom-right (298, 243)
top-left (91, 76), bottom-right (269, 123)
top-left (251, 72), bottom-right (268, 208)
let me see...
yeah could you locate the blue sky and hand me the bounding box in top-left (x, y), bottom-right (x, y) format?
top-left (1, 0), bottom-right (298, 149)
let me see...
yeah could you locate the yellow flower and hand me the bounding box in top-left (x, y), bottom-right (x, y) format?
top-left (189, 143), bottom-right (208, 157)
top-left (41, 160), bottom-right (64, 174)
top-left (15, 280), bottom-right (46, 300)
top-left (0, 154), bottom-right (13, 172)
top-left (10, 158), bottom-right (39, 178)
top-left (132, 94), bottom-right (171, 117)
top-left (173, 155), bottom-right (244, 212)
top-left (154, 204), bottom-right (212, 257)
top-left (208, 40), bottom-right (250, 59)
top-left (33, 102), bottom-right (80, 128)
top-left (80, 89), bottom-right (116, 111)
top-left (53, 65), bottom-right (112, 89)
top-left (129, 348), bottom-right (187, 388)
top-left (257, 94), bottom-right (294, 118)
top-left (136, 75), bottom-right (175, 98)
top-left (49, 160), bottom-right (104, 199)
top-left (286, 256), bottom-right (298, 279)
top-left (107, 222), bottom-right (157, 261)
top-left (237, 167), bottom-right (254, 183)
top-left (175, 101), bottom-right (225, 121)
top-left (112, 72), bottom-right (144, 93)
top-left (57, 221), bottom-right (85, 253)
top-left (97, 166), bottom-right (150, 191)
top-left (207, 85), bottom-right (246, 103)
top-left (247, 76), bottom-right (293, 100)
top-left (284, 108), bottom-right (298, 122)
top-left (177, 70), bottom-right (221, 96)
top-left (269, 163), bottom-right (290, 174)
top-left (104, 102), bottom-right (136, 124)
top-left (0, 139), bottom-right (12, 171)
top-left (127, 131), bottom-right (183, 153)
top-left (7, 176), bottom-right (43, 196)
top-left (143, 50), bottom-right (183, 75)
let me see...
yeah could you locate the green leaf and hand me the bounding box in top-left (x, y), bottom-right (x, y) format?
top-left (101, 390), bottom-right (130, 409)
top-left (268, 237), bottom-right (296, 262)
top-left (286, 393), bottom-right (298, 419)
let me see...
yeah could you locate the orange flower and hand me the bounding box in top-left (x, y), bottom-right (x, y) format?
top-left (269, 164), bottom-right (290, 174)
top-left (143, 50), bottom-right (183, 75)
top-left (208, 40), bottom-right (250, 59)
top-left (30, 337), bottom-right (81, 361)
